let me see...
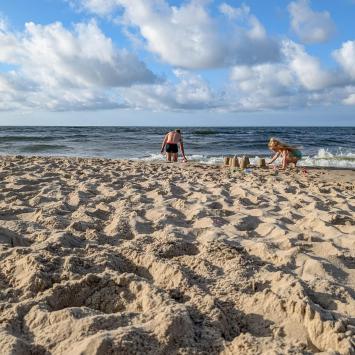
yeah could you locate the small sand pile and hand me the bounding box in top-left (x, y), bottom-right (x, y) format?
top-left (0, 156), bottom-right (354, 354)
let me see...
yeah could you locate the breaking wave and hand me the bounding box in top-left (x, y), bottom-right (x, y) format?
top-left (140, 148), bottom-right (355, 169)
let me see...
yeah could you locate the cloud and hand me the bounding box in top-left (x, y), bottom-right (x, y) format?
top-left (121, 39), bottom-right (353, 113)
top-left (70, 0), bottom-right (280, 69)
top-left (1, 2), bottom-right (354, 114)
top-left (230, 63), bottom-right (295, 96)
top-left (343, 93), bottom-right (355, 105)
top-left (0, 15), bottom-right (8, 31)
top-left (230, 40), bottom-right (334, 95)
top-left (120, 69), bottom-right (220, 111)
top-left (0, 20), bottom-right (157, 111)
top-left (282, 40), bottom-right (334, 90)
top-left (18, 21), bottom-right (156, 88)
top-left (227, 40), bottom-right (353, 111)
top-left (219, 3), bottom-right (243, 20)
top-left (219, 3), bottom-right (266, 39)
top-left (333, 40), bottom-right (355, 79)
top-left (0, 75), bottom-right (27, 111)
top-left (229, 62), bottom-right (301, 110)
top-left (288, 0), bottom-right (335, 44)
top-left (67, 0), bottom-right (119, 16)
top-left (27, 88), bottom-right (127, 111)
top-left (0, 70), bottom-right (126, 112)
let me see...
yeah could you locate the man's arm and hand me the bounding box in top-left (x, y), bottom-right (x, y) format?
top-left (179, 137), bottom-right (187, 161)
top-left (161, 134), bottom-right (168, 153)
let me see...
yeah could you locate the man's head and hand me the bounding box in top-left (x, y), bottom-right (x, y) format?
top-left (175, 129), bottom-right (181, 134)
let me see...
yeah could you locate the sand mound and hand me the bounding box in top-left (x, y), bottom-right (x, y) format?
top-left (0, 156), bottom-right (354, 354)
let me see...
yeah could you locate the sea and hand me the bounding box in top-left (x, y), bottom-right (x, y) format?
top-left (0, 126), bottom-right (354, 169)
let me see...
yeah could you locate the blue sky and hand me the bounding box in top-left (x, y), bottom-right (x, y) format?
top-left (0, 0), bottom-right (354, 126)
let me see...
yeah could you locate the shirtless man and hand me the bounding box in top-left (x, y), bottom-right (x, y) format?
top-left (160, 129), bottom-right (187, 162)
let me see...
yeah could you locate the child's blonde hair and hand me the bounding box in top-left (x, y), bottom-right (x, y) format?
top-left (268, 137), bottom-right (292, 150)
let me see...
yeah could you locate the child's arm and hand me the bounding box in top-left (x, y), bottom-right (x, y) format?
top-left (268, 151), bottom-right (280, 164)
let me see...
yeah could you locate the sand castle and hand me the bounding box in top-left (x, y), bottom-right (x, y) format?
top-left (224, 156), bottom-right (267, 169)
top-left (224, 155), bottom-right (267, 169)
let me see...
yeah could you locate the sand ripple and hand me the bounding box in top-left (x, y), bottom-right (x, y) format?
top-left (0, 156), bottom-right (354, 354)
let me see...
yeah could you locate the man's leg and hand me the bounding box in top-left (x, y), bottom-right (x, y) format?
top-left (172, 153), bottom-right (178, 162)
top-left (166, 152), bottom-right (172, 162)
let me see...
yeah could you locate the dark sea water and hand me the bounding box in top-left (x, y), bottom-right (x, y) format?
top-left (0, 126), bottom-right (354, 168)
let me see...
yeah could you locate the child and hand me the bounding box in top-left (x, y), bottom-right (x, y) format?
top-left (267, 137), bottom-right (302, 169)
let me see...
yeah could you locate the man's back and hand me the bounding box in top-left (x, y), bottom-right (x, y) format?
top-left (166, 131), bottom-right (181, 144)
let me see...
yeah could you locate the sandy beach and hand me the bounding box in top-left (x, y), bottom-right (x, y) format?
top-left (0, 156), bottom-right (354, 354)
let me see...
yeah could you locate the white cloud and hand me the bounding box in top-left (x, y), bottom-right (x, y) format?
top-left (229, 63), bottom-right (300, 110)
top-left (231, 40), bottom-right (335, 96)
top-left (19, 21), bottom-right (156, 88)
top-left (219, 3), bottom-right (266, 40)
top-left (343, 93), bottom-right (355, 105)
top-left (227, 40), bottom-right (352, 111)
top-left (120, 70), bottom-right (220, 111)
top-left (67, 0), bottom-right (119, 16)
top-left (0, 15), bottom-right (8, 31)
top-left (122, 42), bottom-right (353, 113)
top-left (0, 2), bottom-right (354, 113)
top-left (71, 0), bottom-right (280, 69)
top-left (282, 40), bottom-right (334, 90)
top-left (0, 20), bottom-right (157, 111)
top-left (288, 0), bottom-right (335, 44)
top-left (0, 24), bottom-right (22, 63)
top-left (333, 40), bottom-right (355, 79)
top-left (219, 3), bottom-right (243, 20)
top-left (0, 70), bottom-right (126, 112)
top-left (230, 63), bottom-right (295, 96)
top-left (28, 88), bottom-right (127, 111)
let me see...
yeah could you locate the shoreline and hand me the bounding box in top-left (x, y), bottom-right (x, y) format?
top-left (0, 155), bottom-right (354, 354)
top-left (1, 153), bottom-right (354, 171)
top-left (1, 126), bottom-right (353, 170)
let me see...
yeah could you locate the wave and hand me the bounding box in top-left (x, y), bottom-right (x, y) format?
top-left (192, 130), bottom-right (219, 135)
top-left (69, 134), bottom-right (91, 138)
top-left (301, 148), bottom-right (355, 168)
top-left (0, 136), bottom-right (58, 142)
top-left (19, 144), bottom-right (70, 153)
top-left (138, 148), bottom-right (355, 169)
top-left (255, 149), bottom-right (355, 169)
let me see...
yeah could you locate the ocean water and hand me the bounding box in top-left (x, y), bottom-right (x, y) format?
top-left (0, 126), bottom-right (354, 168)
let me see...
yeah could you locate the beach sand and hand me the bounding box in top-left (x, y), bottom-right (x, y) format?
top-left (0, 156), bottom-right (354, 354)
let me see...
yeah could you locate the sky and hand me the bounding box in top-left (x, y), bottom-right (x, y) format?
top-left (0, 0), bottom-right (354, 126)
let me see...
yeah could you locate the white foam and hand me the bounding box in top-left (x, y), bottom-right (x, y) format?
top-left (134, 153), bottom-right (165, 161)
top-left (300, 148), bottom-right (355, 168)
top-left (135, 148), bottom-right (355, 169)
